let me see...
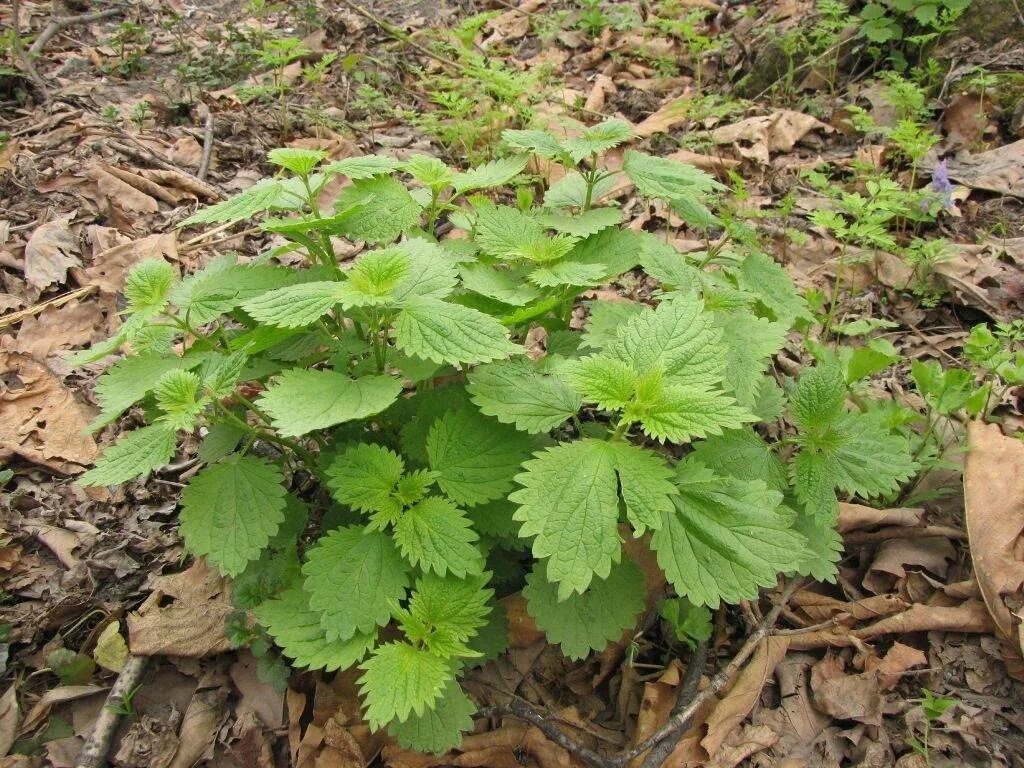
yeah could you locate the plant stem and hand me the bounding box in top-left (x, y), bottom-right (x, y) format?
top-left (214, 402), bottom-right (316, 467)
top-left (609, 417), bottom-right (631, 441)
top-left (822, 244), bottom-right (847, 342)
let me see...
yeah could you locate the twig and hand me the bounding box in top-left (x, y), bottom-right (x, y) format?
top-left (843, 524), bottom-right (966, 544)
top-left (10, 0), bottom-right (47, 93)
top-left (475, 699), bottom-right (616, 768)
top-left (75, 654), bottom-right (148, 768)
top-left (28, 6), bottom-right (124, 56)
top-left (197, 111), bottom-right (215, 181)
top-left (638, 641), bottom-right (709, 768)
top-left (0, 285), bottom-right (96, 330)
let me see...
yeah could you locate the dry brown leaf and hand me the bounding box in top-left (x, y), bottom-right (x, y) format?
top-left (479, 0), bottom-right (544, 47)
top-left (81, 232), bottom-right (179, 295)
top-left (0, 685), bottom-right (18, 757)
top-left (231, 652), bottom-right (285, 730)
top-left (501, 593), bottom-right (545, 648)
top-left (863, 536), bottom-right (955, 595)
top-left (634, 93), bottom-right (694, 137)
top-left (870, 642), bottom-right (928, 691)
top-left (99, 164), bottom-right (179, 206)
top-left (706, 724), bottom-right (778, 768)
top-left (169, 136), bottom-right (203, 168)
top-left (940, 139), bottom-right (1024, 199)
top-left (709, 110), bottom-right (830, 163)
top-left (792, 591), bottom-right (910, 624)
top-left (702, 636), bottom-right (789, 755)
top-left (942, 93), bottom-right (991, 149)
top-left (24, 215), bottom-right (80, 290)
top-left (127, 561), bottom-right (233, 657)
top-left (20, 685), bottom-right (105, 733)
top-left (166, 687), bottom-right (229, 768)
top-left (667, 149), bottom-right (740, 176)
top-left (810, 654), bottom-right (882, 725)
top-left (0, 351), bottom-right (98, 473)
top-left (964, 421), bottom-right (1024, 655)
top-left (838, 503), bottom-right (924, 532)
top-left (87, 165), bottom-right (159, 214)
top-left (11, 300), bottom-right (105, 360)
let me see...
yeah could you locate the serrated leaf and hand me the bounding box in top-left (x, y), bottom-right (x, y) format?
top-left (452, 156), bottom-right (528, 193)
top-left (714, 312), bottom-right (788, 408)
top-left (473, 206), bottom-right (556, 262)
top-left (89, 353), bottom-right (202, 431)
top-left (789, 365), bottom-right (846, 434)
top-left (790, 508), bottom-right (841, 582)
top-left (323, 154), bottom-right (403, 179)
top-left (426, 407), bottom-right (534, 506)
top-left (259, 369), bottom-right (402, 437)
top-left (333, 176), bottom-right (421, 243)
top-left (580, 300), bottom-right (645, 351)
top-left (543, 171), bottom-right (619, 209)
top-left (403, 154), bottom-right (455, 188)
top-left (180, 179), bottom-right (284, 226)
top-left (198, 421), bottom-right (245, 463)
top-left (394, 497), bottom-right (483, 577)
top-left (609, 294), bottom-right (726, 386)
top-left (242, 281), bottom-right (346, 328)
top-left (524, 559), bottom-right (645, 660)
top-left (562, 119), bottom-right (633, 162)
top-left (623, 149), bottom-right (724, 202)
top-left (561, 227), bottom-right (645, 278)
top-left (268, 147), bottom-right (326, 175)
top-left (359, 642), bottom-right (452, 730)
top-left (399, 572), bottom-right (493, 658)
top-left (170, 257), bottom-right (305, 325)
top-left (689, 428), bottom-right (788, 492)
top-left (652, 461), bottom-right (808, 607)
top-left (304, 526), bottom-right (411, 640)
top-left (395, 297), bottom-right (516, 366)
top-left (735, 251), bottom-right (811, 326)
top-left (388, 678), bottom-right (475, 754)
top-left (538, 207), bottom-right (622, 237)
top-left (459, 263), bottom-right (542, 306)
top-left (255, 587), bottom-right (376, 671)
top-left (528, 261), bottom-right (606, 288)
top-left (79, 424), bottom-right (178, 486)
top-left (626, 380), bottom-right (754, 443)
top-left (154, 369), bottom-right (206, 430)
top-left (501, 129), bottom-right (567, 159)
top-left (467, 359), bottom-right (580, 433)
top-left (564, 354), bottom-right (638, 411)
top-left (325, 443), bottom-right (405, 517)
top-left (605, 441), bottom-right (676, 535)
top-left (179, 455), bottom-right (287, 576)
top-left (125, 260), bottom-right (175, 315)
top-left (639, 236), bottom-right (701, 288)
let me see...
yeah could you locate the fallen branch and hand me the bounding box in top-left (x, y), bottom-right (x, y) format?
top-left (197, 111), bottom-right (215, 181)
top-left (75, 654), bottom-right (148, 768)
top-left (0, 285), bottom-right (96, 330)
top-left (28, 6), bottom-right (124, 57)
top-left (10, 0), bottom-right (47, 93)
top-left (476, 700), bottom-right (616, 768)
top-left (638, 641), bottom-right (709, 768)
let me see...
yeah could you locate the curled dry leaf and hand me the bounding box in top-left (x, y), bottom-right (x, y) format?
top-left (24, 214), bottom-right (81, 290)
top-left (0, 351), bottom-right (98, 473)
top-left (964, 421), bottom-right (1024, 657)
top-left (0, 684), bottom-right (18, 757)
top-left (838, 502), bottom-right (924, 533)
top-left (709, 110), bottom-right (830, 164)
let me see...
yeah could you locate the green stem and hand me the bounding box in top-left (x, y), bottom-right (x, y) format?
top-left (214, 402), bottom-right (317, 467)
top-left (609, 417), bottom-right (631, 441)
top-left (822, 244), bottom-right (847, 343)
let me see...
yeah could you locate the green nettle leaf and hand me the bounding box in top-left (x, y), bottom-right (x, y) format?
top-left (323, 154), bottom-right (404, 179)
top-left (404, 154), bottom-right (455, 188)
top-left (467, 359), bottom-right (581, 433)
top-left (268, 147), bottom-right (326, 176)
top-left (459, 263), bottom-right (542, 306)
top-left (170, 257), bottom-right (303, 325)
top-left (125, 260), bottom-right (175, 315)
top-left (735, 251), bottom-right (811, 326)
top-left (608, 295), bottom-right (727, 386)
top-left (473, 205), bottom-right (577, 263)
top-left (625, 374), bottom-right (753, 443)
top-left (398, 572), bottom-right (492, 658)
top-left (325, 443), bottom-right (405, 518)
top-left (333, 175), bottom-right (422, 243)
top-left (562, 228), bottom-right (645, 278)
top-left (304, 526), bottom-right (411, 640)
top-left (387, 678), bottom-right (475, 754)
top-left (544, 171), bottom-right (619, 209)
top-left (180, 179), bottom-right (284, 226)
top-left (254, 587), bottom-right (377, 671)
top-left (791, 509), bottom-right (842, 583)
top-left (511, 439), bottom-right (621, 598)
top-left (426, 407), bottom-right (534, 506)
top-left (580, 300), bottom-right (645, 351)
top-left (651, 461), bottom-right (808, 608)
top-left (90, 353), bottom-right (202, 431)
top-left (179, 455), bottom-right (287, 577)
top-left (714, 312), bottom-right (788, 408)
top-left (394, 497), bottom-right (483, 577)
top-left (154, 369), bottom-right (206, 430)
top-left (198, 421), bottom-right (245, 463)
top-left (562, 119), bottom-right (634, 162)
top-left (501, 129), bottom-right (567, 160)
top-left (789, 365), bottom-right (846, 434)
top-left (528, 261), bottom-right (606, 288)
top-left (605, 441), bottom-right (677, 535)
top-left (259, 369), bottom-right (403, 437)
top-left (538, 207), bottom-right (622, 238)
top-left (451, 156), bottom-right (528, 194)
top-left (622, 149), bottom-right (724, 202)
top-left (689, 428), bottom-right (788, 493)
top-left (242, 281), bottom-right (346, 328)
top-left (395, 297), bottom-right (517, 366)
top-left (565, 355), bottom-right (638, 411)
top-left (523, 559), bottom-right (645, 660)
top-left (639, 237), bottom-right (701, 288)
top-left (79, 424), bottom-right (178, 486)
top-left (358, 642), bottom-right (452, 730)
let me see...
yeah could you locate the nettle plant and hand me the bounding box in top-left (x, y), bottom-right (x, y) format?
top-left (76, 120), bottom-right (918, 752)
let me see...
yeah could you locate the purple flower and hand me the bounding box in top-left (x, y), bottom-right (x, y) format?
top-left (931, 159), bottom-right (954, 208)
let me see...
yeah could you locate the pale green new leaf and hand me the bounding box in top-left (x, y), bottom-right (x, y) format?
top-left (564, 354), bottom-right (637, 411)
top-left (467, 358), bottom-right (580, 433)
top-left (452, 156), bottom-right (528, 193)
top-left (395, 297), bottom-right (516, 366)
top-left (179, 455), bottom-right (287, 576)
top-left (325, 443), bottom-right (405, 516)
top-left (89, 353), bottom-right (201, 430)
top-left (399, 572), bottom-right (492, 657)
top-left (528, 261), bottom-right (606, 288)
top-left (259, 369), bottom-right (402, 437)
top-left (626, 381), bottom-right (754, 443)
top-left (789, 365), bottom-right (846, 434)
top-left (501, 129), bottom-right (567, 159)
top-left (652, 461), bottom-right (807, 607)
top-left (242, 281), bottom-right (346, 327)
top-left (523, 559), bottom-right (645, 660)
top-left (388, 679), bottom-right (475, 754)
top-left (459, 263), bottom-right (542, 306)
top-left (510, 439), bottom-right (621, 598)
top-left (254, 587), bottom-right (376, 671)
top-left (154, 369), bottom-right (206, 430)
top-left (562, 119), bottom-right (633, 162)
top-left (304, 526), bottom-right (411, 640)
top-left (544, 171), bottom-right (619, 209)
top-left (333, 176), bottom-right (421, 243)
top-left (125, 260), bottom-right (175, 316)
top-left (323, 154), bottom-right (403, 179)
top-left (538, 207), bottom-right (622, 237)
top-left (426, 407), bottom-right (534, 506)
top-left (359, 642), bottom-right (452, 730)
top-left (79, 424), bottom-right (178, 487)
top-left (394, 497), bottom-right (483, 577)
top-left (268, 147), bottom-right (326, 176)
top-left (403, 155), bottom-right (455, 188)
top-left (179, 179), bottom-right (284, 226)
top-left (473, 205), bottom-right (547, 261)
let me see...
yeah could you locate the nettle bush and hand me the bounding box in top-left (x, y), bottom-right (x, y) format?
top-left (77, 120), bottom-right (918, 752)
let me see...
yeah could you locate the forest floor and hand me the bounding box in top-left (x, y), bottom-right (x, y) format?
top-left (2, 0), bottom-right (1024, 766)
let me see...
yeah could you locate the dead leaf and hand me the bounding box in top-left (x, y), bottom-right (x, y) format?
top-left (87, 165), bottom-right (159, 214)
top-left (231, 651), bottom-right (284, 729)
top-left (943, 92), bottom-right (991, 149)
top-left (703, 636), bottom-right (789, 755)
top-left (667, 149), bottom-right (740, 176)
top-left (11, 300), bottom-right (105, 360)
top-left (169, 136), bottom-right (203, 168)
top-left (501, 593), bottom-right (545, 648)
top-left (480, 0), bottom-right (545, 47)
top-left (964, 421), bottom-right (1024, 655)
top-left (838, 503), bottom-right (924, 532)
top-left (870, 642), bottom-right (927, 691)
top-left (634, 92), bottom-right (695, 137)
top-left (0, 351), bottom-right (98, 473)
top-left (710, 110), bottom-right (830, 163)
top-left (166, 686), bottom-right (228, 768)
top-left (81, 232), bottom-right (179, 294)
top-left (0, 685), bottom-right (18, 757)
top-left (128, 561), bottom-right (233, 657)
top-left (863, 537), bottom-right (955, 595)
top-left (706, 724), bottom-right (778, 768)
top-left (20, 685), bottom-right (105, 733)
top-left (810, 654), bottom-right (882, 725)
top-left (939, 139), bottom-right (1024, 199)
top-left (24, 215), bottom-right (80, 290)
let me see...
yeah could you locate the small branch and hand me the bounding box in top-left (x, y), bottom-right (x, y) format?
top-left (638, 641), bottom-right (709, 768)
top-left (475, 700), bottom-right (616, 768)
top-left (75, 654), bottom-right (148, 768)
top-left (0, 285), bottom-right (96, 330)
top-left (197, 111), bottom-right (215, 181)
top-left (28, 6), bottom-right (124, 56)
top-left (11, 0), bottom-right (47, 93)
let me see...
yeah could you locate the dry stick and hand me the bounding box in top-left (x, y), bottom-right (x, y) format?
top-left (28, 6), bottom-right (124, 57)
top-left (75, 654), bottom-right (149, 768)
top-left (0, 285), bottom-right (96, 330)
top-left (10, 0), bottom-right (47, 92)
top-left (637, 640), bottom-right (710, 768)
top-left (197, 111), bottom-right (215, 181)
